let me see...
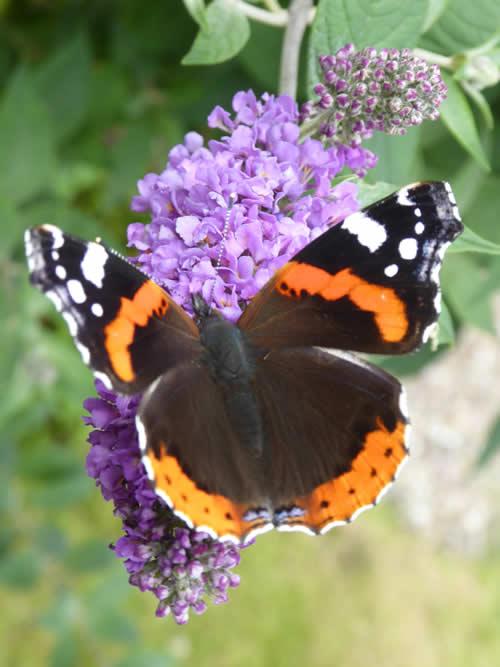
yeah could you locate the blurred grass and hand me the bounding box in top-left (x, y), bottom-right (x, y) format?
top-left (4, 501), bottom-right (500, 667)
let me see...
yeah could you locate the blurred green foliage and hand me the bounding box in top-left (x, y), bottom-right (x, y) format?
top-left (1, 1), bottom-right (500, 666)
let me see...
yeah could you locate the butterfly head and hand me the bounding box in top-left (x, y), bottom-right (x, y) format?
top-left (192, 292), bottom-right (214, 323)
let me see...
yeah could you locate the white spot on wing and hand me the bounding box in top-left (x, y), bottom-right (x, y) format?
top-left (414, 207), bottom-right (422, 217)
top-left (397, 187), bottom-right (413, 206)
top-left (414, 222), bottom-right (424, 235)
top-left (41, 224), bottom-right (64, 249)
top-left (399, 238), bottom-right (418, 260)
top-left (452, 205), bottom-right (461, 221)
top-left (342, 212), bottom-right (387, 253)
top-left (384, 264), bottom-right (398, 277)
top-left (91, 303), bottom-right (104, 317)
top-left (55, 265), bottom-right (67, 280)
top-left (51, 251), bottom-right (60, 261)
top-left (422, 321), bottom-right (438, 343)
top-left (67, 279), bottom-right (86, 304)
top-left (81, 242), bottom-right (108, 288)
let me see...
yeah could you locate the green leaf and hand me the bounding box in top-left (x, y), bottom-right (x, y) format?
top-left (87, 63), bottom-right (129, 126)
top-left (440, 73), bottom-right (490, 172)
top-left (238, 21), bottom-right (282, 93)
top-left (184, 0), bottom-right (208, 30)
top-left (477, 416), bottom-right (500, 468)
top-left (102, 123), bottom-right (154, 210)
top-left (421, 0), bottom-right (500, 53)
top-left (436, 298), bottom-right (455, 346)
top-left (308, 0), bottom-right (428, 91)
top-left (0, 548), bottom-right (41, 589)
top-left (364, 127), bottom-right (424, 186)
top-left (66, 539), bottom-right (114, 574)
top-left (182, 0), bottom-right (250, 65)
top-left (441, 254), bottom-right (495, 334)
top-left (448, 225), bottom-right (500, 255)
top-left (355, 180), bottom-right (397, 208)
top-left (462, 84), bottom-right (494, 131)
top-left (423, 0), bottom-right (449, 32)
top-left (34, 33), bottom-right (91, 143)
top-left (0, 198), bottom-right (24, 259)
top-left (0, 68), bottom-right (56, 205)
top-left (53, 161), bottom-right (105, 201)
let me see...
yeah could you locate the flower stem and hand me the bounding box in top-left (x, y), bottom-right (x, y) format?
top-left (231, 0), bottom-right (287, 26)
top-left (413, 48), bottom-right (454, 69)
top-left (279, 0), bottom-right (313, 98)
top-left (262, 0), bottom-right (284, 12)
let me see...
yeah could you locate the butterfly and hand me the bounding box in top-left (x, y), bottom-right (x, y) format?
top-left (25, 181), bottom-right (463, 543)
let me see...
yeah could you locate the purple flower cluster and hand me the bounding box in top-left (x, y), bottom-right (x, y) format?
top-left (128, 91), bottom-right (360, 320)
top-left (84, 381), bottom-right (241, 624)
top-left (301, 44), bottom-right (447, 145)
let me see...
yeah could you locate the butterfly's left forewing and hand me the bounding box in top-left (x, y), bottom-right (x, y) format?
top-left (26, 225), bottom-right (201, 394)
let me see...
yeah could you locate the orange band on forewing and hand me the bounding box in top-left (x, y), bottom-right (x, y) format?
top-left (147, 443), bottom-right (268, 541)
top-left (277, 262), bottom-right (408, 343)
top-left (104, 281), bottom-right (169, 381)
top-left (280, 419), bottom-right (407, 532)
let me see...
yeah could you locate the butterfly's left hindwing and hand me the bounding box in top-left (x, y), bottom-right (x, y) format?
top-left (26, 225), bottom-right (200, 394)
top-left (137, 363), bottom-right (274, 543)
top-left (238, 181), bottom-right (463, 354)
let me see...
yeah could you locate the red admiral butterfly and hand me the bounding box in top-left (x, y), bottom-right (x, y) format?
top-left (25, 181), bottom-right (462, 543)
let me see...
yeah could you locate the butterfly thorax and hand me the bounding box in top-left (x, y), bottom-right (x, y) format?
top-left (199, 315), bottom-right (255, 384)
top-left (199, 314), bottom-right (263, 456)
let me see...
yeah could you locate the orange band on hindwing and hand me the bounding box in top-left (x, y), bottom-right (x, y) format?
top-left (279, 419), bottom-right (408, 533)
top-left (147, 443), bottom-right (270, 542)
top-left (104, 281), bottom-right (169, 381)
top-left (277, 262), bottom-right (408, 343)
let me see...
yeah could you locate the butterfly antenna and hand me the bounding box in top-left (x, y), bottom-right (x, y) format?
top-left (207, 193), bottom-right (237, 306)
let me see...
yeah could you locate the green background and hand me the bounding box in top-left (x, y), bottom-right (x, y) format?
top-left (1, 1), bottom-right (500, 666)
